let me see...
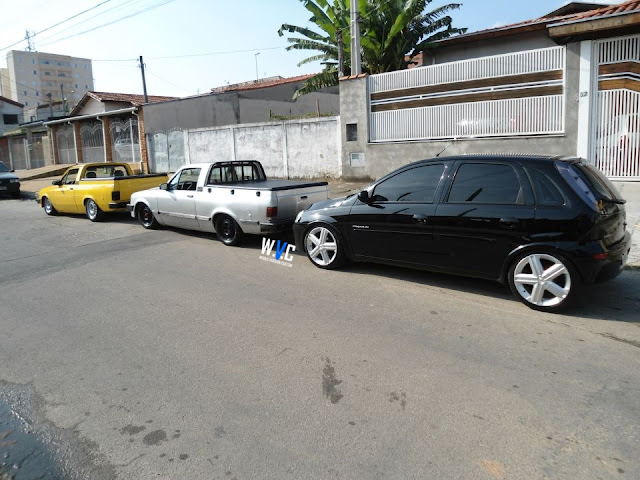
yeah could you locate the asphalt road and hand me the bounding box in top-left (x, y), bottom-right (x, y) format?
top-left (1, 197), bottom-right (639, 480)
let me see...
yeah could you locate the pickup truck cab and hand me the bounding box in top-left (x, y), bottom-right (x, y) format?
top-left (128, 160), bottom-right (330, 246)
top-left (37, 163), bottom-right (168, 221)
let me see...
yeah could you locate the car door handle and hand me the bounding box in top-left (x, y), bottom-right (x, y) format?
top-left (499, 217), bottom-right (519, 228)
top-left (412, 214), bottom-right (429, 224)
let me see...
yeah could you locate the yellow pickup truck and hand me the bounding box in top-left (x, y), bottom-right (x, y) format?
top-left (37, 163), bottom-right (169, 221)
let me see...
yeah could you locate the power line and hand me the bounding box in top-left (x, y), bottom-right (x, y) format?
top-left (0, 0), bottom-right (115, 53)
top-left (93, 46), bottom-right (285, 62)
top-left (37, 0), bottom-right (176, 47)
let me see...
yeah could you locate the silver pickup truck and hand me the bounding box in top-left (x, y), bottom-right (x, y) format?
top-left (128, 160), bottom-right (330, 246)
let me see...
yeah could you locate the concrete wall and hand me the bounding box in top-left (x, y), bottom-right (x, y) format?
top-left (422, 31), bottom-right (556, 65)
top-left (0, 100), bottom-right (23, 135)
top-left (340, 42), bottom-right (582, 180)
top-left (184, 117), bottom-right (341, 178)
top-left (143, 84), bottom-right (339, 133)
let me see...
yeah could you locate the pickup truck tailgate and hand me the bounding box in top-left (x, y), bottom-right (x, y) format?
top-left (269, 181), bottom-right (330, 220)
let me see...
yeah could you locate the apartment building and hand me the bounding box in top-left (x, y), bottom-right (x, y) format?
top-left (3, 50), bottom-right (93, 112)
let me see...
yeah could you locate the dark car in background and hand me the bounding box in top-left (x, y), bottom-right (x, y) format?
top-left (0, 163), bottom-right (20, 199)
top-left (293, 155), bottom-right (631, 312)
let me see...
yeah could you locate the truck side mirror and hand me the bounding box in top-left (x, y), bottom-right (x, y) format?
top-left (357, 190), bottom-right (370, 204)
top-left (52, 180), bottom-right (61, 186)
top-left (159, 183), bottom-right (167, 190)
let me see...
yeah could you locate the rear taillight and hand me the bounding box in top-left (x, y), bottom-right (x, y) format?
top-left (593, 252), bottom-right (609, 260)
top-left (266, 206), bottom-right (277, 218)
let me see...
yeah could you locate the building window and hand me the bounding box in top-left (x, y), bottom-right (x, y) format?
top-left (36, 92), bottom-right (39, 96)
top-left (3, 114), bottom-right (19, 124)
top-left (44, 71), bottom-right (51, 76)
top-left (25, 101), bottom-right (28, 106)
top-left (33, 70), bottom-right (37, 75)
top-left (58, 72), bottom-right (66, 77)
top-left (75, 84), bottom-right (78, 88)
top-left (23, 90), bottom-right (27, 95)
top-left (346, 123), bottom-right (358, 141)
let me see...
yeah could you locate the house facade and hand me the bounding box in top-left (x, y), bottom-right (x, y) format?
top-left (340, 1), bottom-right (640, 180)
top-left (43, 91), bottom-right (176, 172)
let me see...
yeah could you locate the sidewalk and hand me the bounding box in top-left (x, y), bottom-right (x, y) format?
top-left (16, 169), bottom-right (640, 269)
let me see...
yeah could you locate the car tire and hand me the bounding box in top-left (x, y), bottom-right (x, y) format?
top-left (137, 203), bottom-right (159, 229)
top-left (216, 214), bottom-right (244, 246)
top-left (304, 223), bottom-right (346, 270)
top-left (508, 251), bottom-right (578, 312)
top-left (42, 197), bottom-right (57, 216)
top-left (85, 199), bottom-right (104, 222)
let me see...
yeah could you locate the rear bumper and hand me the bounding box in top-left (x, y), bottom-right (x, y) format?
top-left (108, 201), bottom-right (129, 210)
top-left (260, 220), bottom-right (293, 234)
top-left (577, 231), bottom-right (631, 284)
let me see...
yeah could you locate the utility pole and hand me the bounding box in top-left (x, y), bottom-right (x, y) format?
top-left (139, 56), bottom-right (148, 103)
top-left (60, 83), bottom-right (67, 113)
top-left (46, 92), bottom-right (53, 119)
top-left (337, 29), bottom-right (344, 77)
top-left (25, 30), bottom-right (35, 52)
top-left (350, 0), bottom-right (362, 75)
top-left (255, 52), bottom-right (260, 81)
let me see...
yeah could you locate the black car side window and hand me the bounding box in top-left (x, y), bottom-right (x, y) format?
top-left (372, 164), bottom-right (444, 203)
top-left (525, 168), bottom-right (565, 206)
top-left (447, 163), bottom-right (523, 204)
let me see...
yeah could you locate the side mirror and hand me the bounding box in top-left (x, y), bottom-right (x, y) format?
top-left (357, 190), bottom-right (371, 204)
top-left (159, 183), bottom-right (167, 190)
top-left (52, 180), bottom-right (61, 186)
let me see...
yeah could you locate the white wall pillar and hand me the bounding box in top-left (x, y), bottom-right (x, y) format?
top-left (576, 40), bottom-right (594, 161)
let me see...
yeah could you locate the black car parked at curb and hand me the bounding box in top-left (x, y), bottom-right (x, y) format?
top-left (293, 155), bottom-right (631, 312)
top-left (0, 163), bottom-right (20, 199)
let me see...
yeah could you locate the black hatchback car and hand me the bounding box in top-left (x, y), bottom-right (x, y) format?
top-left (293, 155), bottom-right (631, 312)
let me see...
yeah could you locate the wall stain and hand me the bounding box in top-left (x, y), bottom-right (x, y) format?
top-left (389, 391), bottom-right (407, 410)
top-left (322, 358), bottom-right (343, 404)
top-left (214, 426), bottom-right (226, 438)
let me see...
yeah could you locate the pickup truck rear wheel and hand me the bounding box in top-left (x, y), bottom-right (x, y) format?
top-left (137, 204), bottom-right (159, 229)
top-left (85, 199), bottom-right (104, 222)
top-left (304, 224), bottom-right (346, 270)
top-left (216, 214), bottom-right (244, 246)
top-left (42, 197), bottom-right (57, 215)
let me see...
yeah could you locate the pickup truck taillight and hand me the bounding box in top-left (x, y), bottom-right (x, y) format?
top-left (112, 191), bottom-right (121, 201)
top-left (266, 206), bottom-right (277, 218)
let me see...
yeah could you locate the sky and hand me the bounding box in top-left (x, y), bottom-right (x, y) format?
top-left (0, 0), bottom-right (627, 100)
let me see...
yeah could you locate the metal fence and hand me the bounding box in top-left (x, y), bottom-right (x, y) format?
top-left (56, 125), bottom-right (76, 164)
top-left (368, 46), bottom-right (566, 142)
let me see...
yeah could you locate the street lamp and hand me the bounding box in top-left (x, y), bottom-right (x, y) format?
top-left (255, 52), bottom-right (260, 80)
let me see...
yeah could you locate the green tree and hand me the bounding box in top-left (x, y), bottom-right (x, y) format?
top-left (278, 0), bottom-right (466, 97)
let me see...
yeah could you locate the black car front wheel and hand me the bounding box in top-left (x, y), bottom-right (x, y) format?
top-left (304, 224), bottom-right (346, 270)
top-left (137, 204), bottom-right (159, 229)
top-left (508, 251), bottom-right (578, 312)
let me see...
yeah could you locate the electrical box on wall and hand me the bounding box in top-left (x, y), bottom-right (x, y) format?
top-left (349, 152), bottom-right (365, 167)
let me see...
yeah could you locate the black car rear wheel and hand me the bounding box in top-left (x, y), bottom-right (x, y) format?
top-left (508, 251), bottom-right (578, 312)
top-left (216, 214), bottom-right (244, 246)
top-left (304, 224), bottom-right (346, 270)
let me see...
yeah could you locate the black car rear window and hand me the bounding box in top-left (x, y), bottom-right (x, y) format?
top-left (555, 161), bottom-right (622, 211)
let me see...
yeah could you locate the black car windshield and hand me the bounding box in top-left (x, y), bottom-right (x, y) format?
top-left (0, 163), bottom-right (9, 173)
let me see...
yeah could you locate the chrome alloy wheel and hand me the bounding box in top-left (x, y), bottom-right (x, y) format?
top-left (512, 253), bottom-right (571, 308)
top-left (305, 226), bottom-right (338, 267)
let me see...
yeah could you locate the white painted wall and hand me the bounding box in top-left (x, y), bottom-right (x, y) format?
top-left (186, 117), bottom-right (341, 178)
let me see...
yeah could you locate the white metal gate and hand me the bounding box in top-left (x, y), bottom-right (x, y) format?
top-left (110, 118), bottom-right (141, 163)
top-left (56, 125), bottom-right (76, 164)
top-left (591, 34), bottom-right (640, 179)
top-left (80, 122), bottom-right (105, 163)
